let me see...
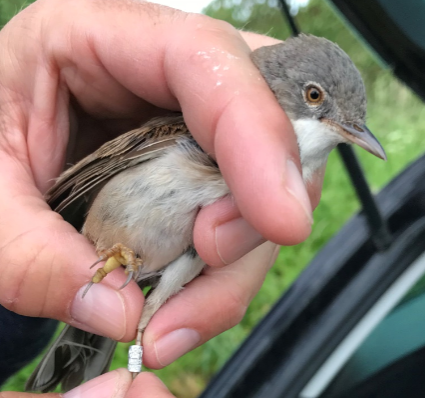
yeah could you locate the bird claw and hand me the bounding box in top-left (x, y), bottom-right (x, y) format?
top-left (82, 244), bottom-right (143, 298)
top-left (119, 271), bottom-right (134, 290)
top-left (82, 282), bottom-right (94, 298)
top-left (89, 257), bottom-right (106, 269)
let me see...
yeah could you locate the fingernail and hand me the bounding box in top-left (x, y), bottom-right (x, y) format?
top-left (63, 370), bottom-right (125, 398)
top-left (154, 328), bottom-right (201, 366)
top-left (216, 218), bottom-right (265, 265)
top-left (285, 160), bottom-right (313, 224)
top-left (71, 284), bottom-right (126, 340)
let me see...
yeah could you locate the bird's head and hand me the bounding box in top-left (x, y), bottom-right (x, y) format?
top-left (251, 34), bottom-right (386, 181)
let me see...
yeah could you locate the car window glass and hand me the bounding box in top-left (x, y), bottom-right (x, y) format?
top-left (377, 0), bottom-right (425, 51)
top-left (320, 273), bottom-right (425, 398)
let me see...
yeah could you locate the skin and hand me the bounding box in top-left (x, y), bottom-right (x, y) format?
top-left (1, 370), bottom-right (171, 398)
top-left (0, 0), bottom-right (325, 393)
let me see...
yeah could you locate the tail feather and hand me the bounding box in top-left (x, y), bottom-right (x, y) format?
top-left (25, 325), bottom-right (116, 392)
top-left (26, 275), bottom-right (161, 392)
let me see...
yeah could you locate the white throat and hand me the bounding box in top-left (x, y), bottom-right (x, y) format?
top-left (292, 118), bottom-right (343, 183)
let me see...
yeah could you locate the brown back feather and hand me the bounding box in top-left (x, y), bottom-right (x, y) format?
top-left (46, 115), bottom-right (190, 218)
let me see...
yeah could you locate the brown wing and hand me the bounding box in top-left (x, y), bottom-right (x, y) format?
top-left (46, 115), bottom-right (189, 224)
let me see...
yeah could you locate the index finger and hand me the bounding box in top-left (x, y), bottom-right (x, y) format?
top-left (40, 1), bottom-right (312, 244)
top-left (165, 20), bottom-right (313, 244)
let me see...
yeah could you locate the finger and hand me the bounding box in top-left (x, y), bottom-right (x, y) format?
top-left (142, 242), bottom-right (279, 368)
top-left (63, 369), bottom-right (132, 398)
top-left (0, 154), bottom-right (143, 342)
top-left (180, 29), bottom-right (318, 267)
top-left (165, 19), bottom-right (313, 245)
top-left (194, 162), bottom-right (325, 268)
top-left (0, 369), bottom-right (132, 398)
top-left (194, 196), bottom-right (266, 267)
top-left (0, 394), bottom-right (58, 398)
top-left (66, 31), bottom-right (282, 164)
top-left (32, 0), bottom-right (312, 243)
top-left (127, 373), bottom-right (175, 398)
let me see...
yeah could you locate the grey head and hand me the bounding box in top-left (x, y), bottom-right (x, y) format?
top-left (251, 34), bottom-right (386, 181)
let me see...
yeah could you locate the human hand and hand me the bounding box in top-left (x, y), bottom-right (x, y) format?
top-left (0, 0), bottom-right (324, 365)
top-left (1, 370), bottom-right (176, 398)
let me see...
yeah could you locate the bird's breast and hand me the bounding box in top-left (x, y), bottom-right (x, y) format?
top-left (82, 138), bottom-right (230, 273)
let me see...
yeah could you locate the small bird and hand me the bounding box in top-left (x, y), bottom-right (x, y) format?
top-left (26, 34), bottom-right (386, 392)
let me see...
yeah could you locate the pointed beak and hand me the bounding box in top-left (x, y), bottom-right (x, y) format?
top-left (335, 122), bottom-right (387, 160)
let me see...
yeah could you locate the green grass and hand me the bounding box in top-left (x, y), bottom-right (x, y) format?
top-left (2, 1), bottom-right (425, 397)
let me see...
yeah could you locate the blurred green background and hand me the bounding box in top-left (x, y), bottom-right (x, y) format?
top-left (1, 0), bottom-right (424, 396)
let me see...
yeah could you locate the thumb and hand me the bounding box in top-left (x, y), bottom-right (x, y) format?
top-left (0, 369), bottom-right (132, 398)
top-left (63, 370), bottom-right (133, 398)
top-left (0, 151), bottom-right (143, 342)
top-left (127, 372), bottom-right (176, 398)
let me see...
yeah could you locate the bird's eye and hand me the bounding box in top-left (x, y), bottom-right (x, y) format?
top-left (305, 85), bottom-right (324, 105)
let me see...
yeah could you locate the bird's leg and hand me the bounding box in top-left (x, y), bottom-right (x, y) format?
top-left (129, 247), bottom-right (205, 376)
top-left (83, 243), bottom-right (143, 297)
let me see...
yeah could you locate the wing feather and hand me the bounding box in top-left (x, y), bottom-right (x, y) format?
top-left (46, 115), bottom-right (189, 215)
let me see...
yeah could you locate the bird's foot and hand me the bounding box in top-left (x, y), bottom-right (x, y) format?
top-left (83, 243), bottom-right (142, 297)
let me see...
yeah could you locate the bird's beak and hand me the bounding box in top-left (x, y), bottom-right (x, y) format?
top-left (335, 122), bottom-right (387, 160)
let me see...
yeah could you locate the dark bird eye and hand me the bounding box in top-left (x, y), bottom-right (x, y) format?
top-left (305, 85), bottom-right (324, 105)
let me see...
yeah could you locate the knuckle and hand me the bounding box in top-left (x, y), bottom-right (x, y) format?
top-left (0, 228), bottom-right (53, 316)
top-left (0, 239), bottom-right (29, 312)
top-left (222, 295), bottom-right (248, 328)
